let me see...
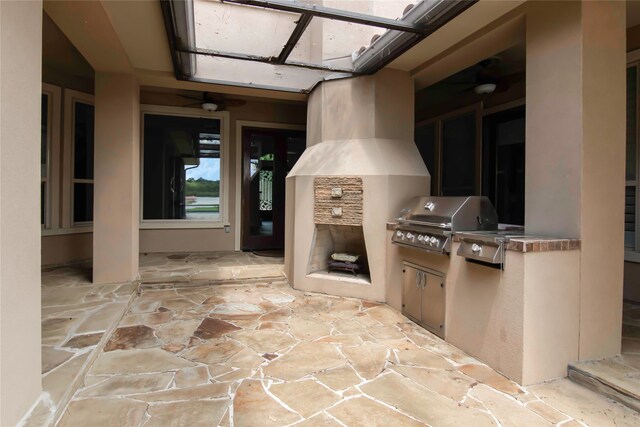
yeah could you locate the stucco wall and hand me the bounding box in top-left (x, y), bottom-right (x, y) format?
top-left (93, 73), bottom-right (140, 283)
top-left (0, 2), bottom-right (43, 424)
top-left (42, 233), bottom-right (92, 265)
top-left (526, 0), bottom-right (625, 361)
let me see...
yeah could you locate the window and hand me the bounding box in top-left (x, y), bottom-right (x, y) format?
top-left (41, 84), bottom-right (61, 231)
top-left (415, 105), bottom-right (481, 197)
top-left (63, 90), bottom-right (94, 228)
top-left (627, 64), bottom-right (639, 254)
top-left (72, 101), bottom-right (95, 224)
top-left (141, 109), bottom-right (227, 227)
top-left (415, 103), bottom-right (526, 225)
top-left (482, 106), bottom-right (526, 225)
top-left (41, 92), bottom-right (50, 227)
top-left (441, 111), bottom-right (478, 196)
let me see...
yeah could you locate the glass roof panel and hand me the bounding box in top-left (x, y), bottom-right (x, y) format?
top-left (286, 16), bottom-right (389, 69)
top-left (194, 0), bottom-right (301, 58)
top-left (175, 0), bottom-right (450, 92)
top-left (193, 55), bottom-right (351, 92)
top-left (321, 0), bottom-right (416, 19)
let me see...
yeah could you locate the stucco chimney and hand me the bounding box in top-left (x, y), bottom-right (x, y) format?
top-left (285, 69), bottom-right (430, 302)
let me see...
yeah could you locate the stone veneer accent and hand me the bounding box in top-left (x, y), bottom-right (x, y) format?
top-left (505, 237), bottom-right (581, 253)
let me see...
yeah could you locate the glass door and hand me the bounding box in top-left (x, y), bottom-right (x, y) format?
top-left (242, 128), bottom-right (305, 250)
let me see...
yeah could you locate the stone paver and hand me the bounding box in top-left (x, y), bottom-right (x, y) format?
top-left (328, 396), bottom-right (424, 426)
top-left (36, 263), bottom-right (136, 425)
top-left (42, 260), bottom-right (640, 427)
top-left (57, 397), bottom-right (147, 427)
top-left (270, 379), bottom-right (341, 418)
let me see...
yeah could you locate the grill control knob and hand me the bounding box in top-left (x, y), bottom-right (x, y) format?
top-left (396, 231), bottom-right (405, 239)
top-left (471, 243), bottom-right (482, 253)
top-left (417, 235), bottom-right (424, 242)
top-left (406, 232), bottom-right (415, 242)
top-left (429, 236), bottom-right (438, 246)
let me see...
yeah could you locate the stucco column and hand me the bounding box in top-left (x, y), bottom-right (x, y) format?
top-left (526, 1), bottom-right (625, 360)
top-left (93, 73), bottom-right (140, 283)
top-left (0, 1), bottom-right (43, 424)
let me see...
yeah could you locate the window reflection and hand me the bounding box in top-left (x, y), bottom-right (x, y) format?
top-left (143, 115), bottom-right (222, 221)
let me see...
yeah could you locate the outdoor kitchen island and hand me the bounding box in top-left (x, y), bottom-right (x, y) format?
top-left (386, 222), bottom-right (581, 385)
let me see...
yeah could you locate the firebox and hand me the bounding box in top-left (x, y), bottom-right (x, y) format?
top-left (308, 224), bottom-right (370, 282)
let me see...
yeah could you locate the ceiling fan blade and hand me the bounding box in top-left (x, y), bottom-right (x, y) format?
top-left (221, 99), bottom-right (246, 108)
top-left (181, 101), bottom-right (203, 107)
top-left (443, 81), bottom-right (477, 85)
top-left (178, 94), bottom-right (202, 102)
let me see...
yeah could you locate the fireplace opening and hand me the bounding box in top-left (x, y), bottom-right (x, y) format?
top-left (307, 224), bottom-right (371, 284)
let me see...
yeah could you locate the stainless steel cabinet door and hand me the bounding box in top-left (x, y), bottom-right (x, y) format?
top-left (421, 271), bottom-right (445, 337)
top-left (402, 266), bottom-right (422, 322)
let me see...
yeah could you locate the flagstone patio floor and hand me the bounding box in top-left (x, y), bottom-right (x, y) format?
top-left (28, 254), bottom-right (640, 426)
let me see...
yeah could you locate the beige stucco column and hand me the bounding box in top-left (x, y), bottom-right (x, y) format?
top-left (0, 1), bottom-right (43, 424)
top-left (526, 0), bottom-right (625, 360)
top-left (93, 73), bottom-right (140, 283)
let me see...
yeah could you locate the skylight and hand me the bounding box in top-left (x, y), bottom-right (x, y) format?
top-left (161, 0), bottom-right (476, 93)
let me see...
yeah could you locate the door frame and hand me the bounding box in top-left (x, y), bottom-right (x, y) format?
top-left (234, 121), bottom-right (305, 251)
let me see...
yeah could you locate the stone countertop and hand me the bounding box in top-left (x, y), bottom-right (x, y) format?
top-left (386, 222), bottom-right (581, 253)
top-left (386, 221), bottom-right (399, 230)
top-left (503, 236), bottom-right (581, 253)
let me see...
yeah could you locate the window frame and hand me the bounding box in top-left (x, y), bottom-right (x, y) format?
top-left (62, 89), bottom-right (95, 229)
top-left (139, 104), bottom-right (230, 229)
top-left (626, 57), bottom-right (640, 262)
top-left (41, 84), bottom-right (62, 231)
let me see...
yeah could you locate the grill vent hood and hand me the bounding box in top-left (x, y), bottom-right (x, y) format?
top-left (397, 196), bottom-right (499, 231)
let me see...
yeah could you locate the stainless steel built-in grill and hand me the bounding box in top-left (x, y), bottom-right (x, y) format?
top-left (392, 196), bottom-right (499, 255)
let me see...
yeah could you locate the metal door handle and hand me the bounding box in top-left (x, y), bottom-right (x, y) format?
top-left (422, 273), bottom-right (427, 289)
top-left (416, 271), bottom-right (421, 288)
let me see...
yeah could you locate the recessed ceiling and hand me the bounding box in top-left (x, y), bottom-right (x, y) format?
top-left (415, 43), bottom-right (525, 111)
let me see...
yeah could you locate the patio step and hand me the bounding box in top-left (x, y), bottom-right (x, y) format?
top-left (139, 263), bottom-right (286, 286)
top-left (568, 357), bottom-right (640, 412)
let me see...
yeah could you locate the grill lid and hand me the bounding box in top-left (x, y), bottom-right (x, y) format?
top-left (396, 196), bottom-right (498, 231)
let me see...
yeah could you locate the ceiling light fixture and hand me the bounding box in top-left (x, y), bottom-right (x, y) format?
top-left (474, 83), bottom-right (496, 95)
top-left (201, 102), bottom-right (218, 112)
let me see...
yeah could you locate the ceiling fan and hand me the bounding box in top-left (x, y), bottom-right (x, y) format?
top-left (444, 57), bottom-right (510, 95)
top-left (179, 92), bottom-right (247, 111)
